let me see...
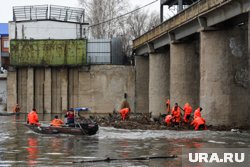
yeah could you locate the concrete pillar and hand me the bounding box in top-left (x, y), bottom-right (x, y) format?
top-left (7, 70), bottom-right (17, 112)
top-left (34, 68), bottom-right (44, 113)
top-left (27, 68), bottom-right (34, 112)
top-left (135, 56), bottom-right (149, 113)
top-left (200, 28), bottom-right (249, 127)
top-left (149, 52), bottom-right (170, 117)
top-left (68, 68), bottom-right (79, 108)
top-left (170, 41), bottom-right (200, 109)
top-left (17, 68), bottom-right (28, 113)
top-left (61, 68), bottom-right (68, 111)
top-left (44, 68), bottom-right (51, 113)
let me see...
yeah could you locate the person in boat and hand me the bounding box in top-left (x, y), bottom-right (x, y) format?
top-left (194, 107), bottom-right (202, 119)
top-left (13, 104), bottom-right (20, 113)
top-left (27, 108), bottom-right (40, 126)
top-left (183, 103), bottom-right (192, 123)
top-left (65, 108), bottom-right (75, 124)
top-left (171, 103), bottom-right (181, 125)
top-left (191, 116), bottom-right (207, 130)
top-left (50, 115), bottom-right (64, 127)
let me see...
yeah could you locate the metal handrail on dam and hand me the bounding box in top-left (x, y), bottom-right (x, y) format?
top-left (133, 0), bottom-right (247, 52)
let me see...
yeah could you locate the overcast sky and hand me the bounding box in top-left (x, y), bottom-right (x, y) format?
top-left (0, 0), bottom-right (160, 23)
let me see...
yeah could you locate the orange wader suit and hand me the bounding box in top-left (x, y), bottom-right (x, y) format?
top-left (171, 107), bottom-right (181, 123)
top-left (165, 115), bottom-right (172, 126)
top-left (50, 118), bottom-right (64, 127)
top-left (27, 111), bottom-right (39, 126)
top-left (194, 108), bottom-right (201, 119)
top-left (166, 99), bottom-right (170, 113)
top-left (120, 108), bottom-right (130, 121)
top-left (191, 117), bottom-right (206, 130)
top-left (183, 103), bottom-right (192, 123)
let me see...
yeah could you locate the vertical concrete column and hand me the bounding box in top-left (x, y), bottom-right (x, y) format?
top-left (61, 68), bottom-right (68, 112)
top-left (200, 29), bottom-right (249, 127)
top-left (149, 52), bottom-right (170, 117)
top-left (27, 68), bottom-right (34, 112)
top-left (135, 56), bottom-right (149, 113)
top-left (44, 68), bottom-right (51, 113)
top-left (7, 70), bottom-right (17, 112)
top-left (170, 41), bottom-right (199, 109)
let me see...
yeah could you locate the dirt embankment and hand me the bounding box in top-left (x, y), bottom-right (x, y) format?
top-left (89, 112), bottom-right (249, 131)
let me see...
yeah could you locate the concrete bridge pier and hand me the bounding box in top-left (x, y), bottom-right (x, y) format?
top-left (7, 70), bottom-right (17, 112)
top-left (149, 50), bottom-right (170, 117)
top-left (170, 41), bottom-right (200, 109)
top-left (135, 56), bottom-right (149, 113)
top-left (200, 27), bottom-right (249, 127)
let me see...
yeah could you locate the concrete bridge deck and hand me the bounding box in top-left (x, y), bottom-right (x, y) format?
top-left (133, 0), bottom-right (249, 55)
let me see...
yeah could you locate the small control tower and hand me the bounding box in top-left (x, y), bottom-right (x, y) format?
top-left (160, 0), bottom-right (198, 22)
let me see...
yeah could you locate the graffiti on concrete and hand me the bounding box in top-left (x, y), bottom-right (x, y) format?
top-left (235, 68), bottom-right (249, 88)
top-left (229, 37), bottom-right (245, 58)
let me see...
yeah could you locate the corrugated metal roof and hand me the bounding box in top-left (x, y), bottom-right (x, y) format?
top-left (0, 23), bottom-right (8, 35)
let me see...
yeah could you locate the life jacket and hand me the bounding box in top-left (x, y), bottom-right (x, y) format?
top-left (50, 118), bottom-right (64, 127)
top-left (171, 107), bottom-right (181, 123)
top-left (165, 115), bottom-right (172, 125)
top-left (120, 108), bottom-right (130, 121)
top-left (194, 108), bottom-right (201, 118)
top-left (28, 111), bottom-right (39, 125)
top-left (191, 117), bottom-right (206, 130)
top-left (183, 103), bottom-right (192, 115)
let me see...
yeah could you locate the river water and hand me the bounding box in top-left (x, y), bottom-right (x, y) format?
top-left (0, 114), bottom-right (249, 167)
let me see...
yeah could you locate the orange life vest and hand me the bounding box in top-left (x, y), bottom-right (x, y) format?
top-left (27, 111), bottom-right (39, 125)
top-left (194, 108), bottom-right (201, 119)
top-left (50, 118), bottom-right (64, 127)
top-left (171, 107), bottom-right (181, 123)
top-left (120, 108), bottom-right (130, 121)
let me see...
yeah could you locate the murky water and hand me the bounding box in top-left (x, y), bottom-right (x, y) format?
top-left (0, 114), bottom-right (249, 167)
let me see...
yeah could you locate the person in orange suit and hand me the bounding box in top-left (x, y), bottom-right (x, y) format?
top-left (165, 99), bottom-right (170, 114)
top-left (13, 104), bottom-right (20, 113)
top-left (191, 116), bottom-right (207, 130)
top-left (183, 103), bottom-right (192, 123)
top-left (27, 108), bottom-right (40, 126)
top-left (171, 103), bottom-right (181, 125)
top-left (194, 107), bottom-right (202, 119)
top-left (50, 115), bottom-right (64, 127)
top-left (165, 114), bottom-right (172, 126)
top-left (120, 108), bottom-right (130, 121)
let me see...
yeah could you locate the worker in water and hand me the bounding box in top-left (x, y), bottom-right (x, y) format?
top-left (194, 107), bottom-right (202, 119)
top-left (165, 99), bottom-right (170, 114)
top-left (183, 103), bottom-right (192, 123)
top-left (65, 108), bottom-right (75, 124)
top-left (165, 114), bottom-right (172, 126)
top-left (171, 103), bottom-right (181, 125)
top-left (27, 108), bottom-right (40, 126)
top-left (50, 115), bottom-right (64, 127)
top-left (120, 108), bottom-right (130, 121)
top-left (191, 116), bottom-right (207, 130)
top-left (13, 104), bottom-right (20, 113)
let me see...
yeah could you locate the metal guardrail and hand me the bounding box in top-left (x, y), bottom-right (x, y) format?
top-left (133, 0), bottom-right (231, 49)
top-left (13, 5), bottom-right (85, 23)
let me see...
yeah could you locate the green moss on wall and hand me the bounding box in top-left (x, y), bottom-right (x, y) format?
top-left (10, 39), bottom-right (87, 66)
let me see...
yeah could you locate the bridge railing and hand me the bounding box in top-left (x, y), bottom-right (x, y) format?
top-left (133, 0), bottom-right (231, 49)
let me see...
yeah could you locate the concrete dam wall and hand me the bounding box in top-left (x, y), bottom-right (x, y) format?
top-left (7, 65), bottom-right (135, 114)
